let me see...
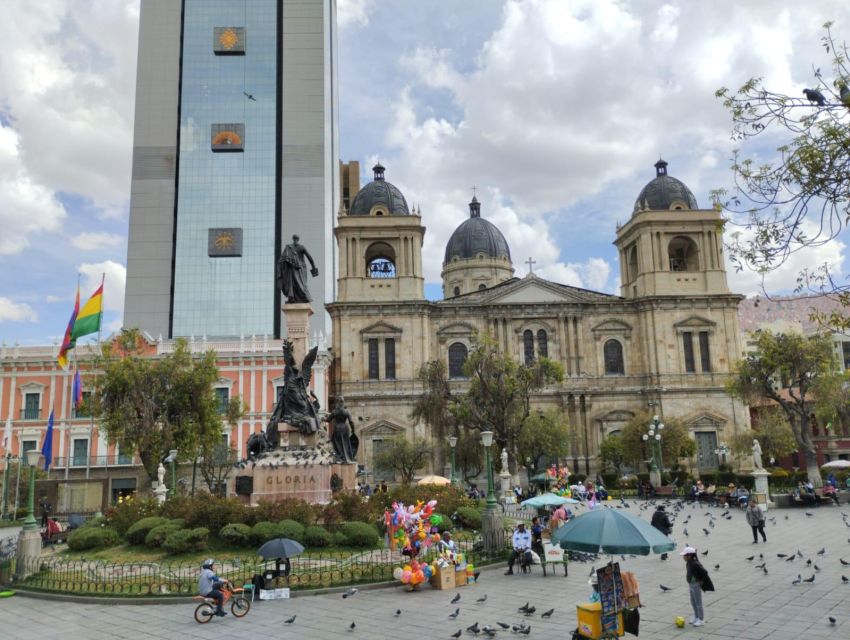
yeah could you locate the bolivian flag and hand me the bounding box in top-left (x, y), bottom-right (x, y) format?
top-left (71, 282), bottom-right (103, 340)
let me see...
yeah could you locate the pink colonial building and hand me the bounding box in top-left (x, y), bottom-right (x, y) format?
top-left (0, 333), bottom-right (331, 511)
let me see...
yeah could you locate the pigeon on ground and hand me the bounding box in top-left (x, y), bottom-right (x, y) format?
top-left (451, 631), bottom-right (462, 639)
top-left (829, 616), bottom-right (836, 626)
top-left (518, 603), bottom-right (531, 613)
top-left (467, 622), bottom-right (480, 634)
top-left (342, 587), bottom-right (358, 598)
top-left (841, 558), bottom-right (850, 566)
top-left (806, 512), bottom-right (814, 517)
top-left (746, 555), bottom-right (754, 561)
top-left (714, 564), bottom-right (720, 570)
top-left (395, 609), bottom-right (402, 617)
top-left (792, 575), bottom-right (802, 585)
top-left (285, 615), bottom-right (296, 624)
top-left (803, 88), bottom-right (827, 105)
top-left (541, 608), bottom-right (554, 618)
top-left (497, 622), bottom-right (511, 629)
top-left (777, 553), bottom-right (787, 558)
top-left (452, 593), bottom-right (462, 604)
top-left (763, 566), bottom-right (769, 575)
top-left (701, 550), bottom-right (709, 556)
top-left (815, 564), bottom-right (821, 571)
top-left (449, 608), bottom-right (460, 619)
top-left (702, 528), bottom-right (710, 536)
top-left (519, 626), bottom-right (531, 635)
top-left (842, 575), bottom-right (849, 584)
top-left (755, 563), bottom-right (766, 569)
top-left (659, 584), bottom-right (672, 592)
top-left (524, 606), bottom-right (537, 616)
top-left (818, 548), bottom-right (826, 555)
top-left (349, 622), bottom-right (356, 631)
top-left (477, 595), bottom-right (487, 604)
top-left (804, 575), bottom-right (816, 583)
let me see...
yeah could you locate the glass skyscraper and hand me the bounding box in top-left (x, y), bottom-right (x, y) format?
top-left (124, 0), bottom-right (338, 340)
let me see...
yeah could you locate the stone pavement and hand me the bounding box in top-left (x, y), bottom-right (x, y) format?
top-left (1, 501), bottom-right (849, 639)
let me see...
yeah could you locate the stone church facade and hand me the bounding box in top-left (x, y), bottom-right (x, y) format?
top-left (327, 160), bottom-right (750, 482)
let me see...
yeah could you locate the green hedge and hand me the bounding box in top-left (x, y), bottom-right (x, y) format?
top-left (219, 523), bottom-right (252, 547)
top-left (163, 527), bottom-right (209, 554)
top-left (454, 506), bottom-right (482, 530)
top-left (145, 524), bottom-right (182, 548)
top-left (126, 516), bottom-right (171, 545)
top-left (305, 526), bottom-right (332, 548)
top-left (277, 519), bottom-right (305, 543)
top-left (68, 526), bottom-right (120, 551)
top-left (338, 521), bottom-right (380, 548)
top-left (251, 521), bottom-right (284, 546)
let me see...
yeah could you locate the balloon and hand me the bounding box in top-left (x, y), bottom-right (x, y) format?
top-left (401, 570), bottom-right (412, 584)
top-left (412, 569), bottom-right (425, 585)
top-left (430, 514), bottom-right (443, 526)
top-left (423, 565), bottom-right (433, 579)
top-left (393, 567), bottom-right (403, 580)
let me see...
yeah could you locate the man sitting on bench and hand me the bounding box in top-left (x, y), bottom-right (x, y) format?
top-left (505, 522), bottom-right (532, 575)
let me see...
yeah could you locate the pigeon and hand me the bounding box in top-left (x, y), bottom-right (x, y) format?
top-left (243, 91), bottom-right (257, 101)
top-left (451, 631), bottom-right (462, 639)
top-left (701, 550), bottom-right (709, 556)
top-left (714, 564), bottom-right (720, 571)
top-left (518, 627), bottom-right (531, 635)
top-left (763, 566), bottom-right (769, 575)
top-left (395, 609), bottom-right (402, 617)
top-left (841, 558), bottom-right (850, 566)
top-left (659, 584), bottom-right (673, 592)
top-left (829, 616), bottom-right (836, 626)
top-left (785, 556), bottom-right (795, 562)
top-left (842, 575), bottom-right (849, 583)
top-left (804, 575), bottom-right (816, 583)
top-left (818, 548), bottom-right (826, 556)
top-left (518, 603), bottom-right (531, 613)
top-left (797, 550), bottom-right (803, 558)
top-left (803, 88), bottom-right (827, 106)
top-left (806, 512), bottom-right (814, 517)
top-left (777, 553), bottom-right (787, 558)
top-left (449, 608), bottom-right (460, 619)
top-left (482, 629), bottom-right (497, 638)
top-left (840, 83), bottom-right (850, 109)
top-left (702, 528), bottom-right (710, 536)
top-left (792, 575), bottom-right (802, 585)
top-left (683, 528), bottom-right (689, 537)
top-left (807, 559), bottom-right (813, 566)
top-left (342, 587), bottom-right (358, 598)
top-left (815, 564), bottom-right (821, 571)
top-left (452, 593), bottom-right (462, 604)
top-left (541, 608), bottom-right (555, 618)
top-left (349, 622), bottom-right (356, 631)
top-left (660, 553), bottom-right (668, 560)
top-left (497, 623), bottom-right (511, 629)
top-left (524, 606), bottom-right (537, 616)
top-left (755, 563), bottom-right (766, 570)
top-left (477, 595), bottom-right (487, 604)
top-left (746, 555), bottom-right (754, 561)
top-left (467, 622), bottom-right (481, 634)
top-left (285, 615), bottom-right (296, 624)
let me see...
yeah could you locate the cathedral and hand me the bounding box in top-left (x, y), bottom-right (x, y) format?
top-left (328, 160), bottom-right (750, 481)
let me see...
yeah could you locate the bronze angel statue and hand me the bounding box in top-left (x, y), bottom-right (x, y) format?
top-left (265, 339), bottom-right (320, 445)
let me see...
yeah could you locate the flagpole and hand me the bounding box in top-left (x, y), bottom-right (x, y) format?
top-left (87, 273), bottom-right (105, 481)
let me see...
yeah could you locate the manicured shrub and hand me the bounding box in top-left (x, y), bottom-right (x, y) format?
top-left (80, 515), bottom-right (108, 529)
top-left (163, 527), bottom-right (209, 554)
top-left (219, 523), bottom-right (252, 547)
top-left (251, 521), bottom-right (284, 546)
top-left (332, 531), bottom-right (347, 547)
top-left (126, 516), bottom-right (170, 545)
top-left (338, 521), bottom-right (380, 548)
top-left (169, 518), bottom-right (186, 528)
top-left (253, 499), bottom-right (319, 527)
top-left (145, 524), bottom-right (182, 548)
top-left (68, 526), bottom-right (120, 551)
top-left (106, 496), bottom-right (160, 536)
top-left (277, 519), bottom-right (305, 543)
top-left (454, 506), bottom-right (482, 530)
top-left (304, 526), bottom-right (332, 548)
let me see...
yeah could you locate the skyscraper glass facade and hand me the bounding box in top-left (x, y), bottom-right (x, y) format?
top-left (172, 0), bottom-right (277, 337)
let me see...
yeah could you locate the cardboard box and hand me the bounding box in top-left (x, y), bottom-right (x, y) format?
top-left (455, 568), bottom-right (467, 587)
top-left (430, 566), bottom-right (456, 590)
top-left (259, 587), bottom-right (291, 600)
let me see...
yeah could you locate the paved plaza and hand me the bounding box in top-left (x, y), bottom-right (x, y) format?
top-left (2, 501), bottom-right (849, 639)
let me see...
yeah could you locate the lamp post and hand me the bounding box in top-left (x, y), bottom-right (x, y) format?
top-left (479, 429), bottom-right (503, 555)
top-left (169, 449), bottom-right (178, 498)
top-left (1, 453), bottom-right (11, 521)
top-left (642, 415), bottom-right (664, 487)
top-left (15, 449), bottom-right (44, 580)
top-left (22, 449), bottom-right (41, 532)
top-left (448, 435), bottom-right (458, 485)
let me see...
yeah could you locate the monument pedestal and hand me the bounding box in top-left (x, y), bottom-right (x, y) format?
top-left (153, 483), bottom-right (167, 505)
top-left (751, 468), bottom-right (773, 511)
top-left (499, 471), bottom-right (513, 502)
top-left (282, 303), bottom-right (313, 364)
top-left (15, 528), bottom-right (42, 580)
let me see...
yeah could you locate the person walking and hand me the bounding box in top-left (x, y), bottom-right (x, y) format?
top-left (746, 501), bottom-right (767, 543)
top-left (651, 505), bottom-right (673, 560)
top-left (680, 546), bottom-right (714, 627)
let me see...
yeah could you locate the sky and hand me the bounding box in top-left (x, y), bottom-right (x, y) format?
top-left (1, 0), bottom-right (849, 345)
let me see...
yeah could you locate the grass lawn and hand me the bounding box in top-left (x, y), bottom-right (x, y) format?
top-left (0, 520), bottom-right (19, 529)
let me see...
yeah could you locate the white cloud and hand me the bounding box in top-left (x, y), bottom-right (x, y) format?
top-left (79, 260), bottom-right (126, 313)
top-left (337, 0), bottom-right (377, 28)
top-left (0, 297), bottom-right (37, 323)
top-left (70, 232), bottom-right (124, 251)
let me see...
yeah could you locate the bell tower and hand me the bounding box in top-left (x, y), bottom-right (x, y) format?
top-left (334, 164), bottom-right (425, 302)
top-left (614, 159), bottom-right (729, 299)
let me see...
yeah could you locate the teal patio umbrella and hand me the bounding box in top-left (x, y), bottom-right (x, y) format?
top-left (521, 492), bottom-right (579, 508)
top-left (551, 507), bottom-right (676, 555)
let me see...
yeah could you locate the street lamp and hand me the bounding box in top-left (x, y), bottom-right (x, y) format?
top-left (1, 453), bottom-right (13, 521)
top-left (22, 449), bottom-right (42, 532)
top-left (480, 430), bottom-right (497, 509)
top-left (447, 435), bottom-right (458, 485)
top-left (643, 415), bottom-right (664, 486)
top-left (168, 449), bottom-right (178, 498)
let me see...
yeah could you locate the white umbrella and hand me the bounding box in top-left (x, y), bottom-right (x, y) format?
top-left (821, 459), bottom-right (850, 469)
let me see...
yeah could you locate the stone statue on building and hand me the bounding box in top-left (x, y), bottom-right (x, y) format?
top-left (265, 339), bottom-right (320, 444)
top-left (500, 448), bottom-right (509, 474)
top-left (324, 396), bottom-right (359, 463)
top-left (157, 462), bottom-right (166, 487)
top-left (276, 234), bottom-right (319, 303)
top-left (752, 439), bottom-right (763, 469)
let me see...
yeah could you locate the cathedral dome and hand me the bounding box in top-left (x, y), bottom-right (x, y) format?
top-left (348, 163), bottom-right (411, 216)
top-left (633, 159), bottom-right (698, 213)
top-left (444, 197), bottom-right (512, 263)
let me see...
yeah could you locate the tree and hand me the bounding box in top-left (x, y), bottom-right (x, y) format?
top-left (812, 369), bottom-right (850, 436)
top-left (517, 409), bottom-right (571, 476)
top-left (199, 443), bottom-right (239, 495)
top-left (713, 22), bottom-right (850, 314)
top-left (730, 407), bottom-right (797, 467)
top-left (598, 434), bottom-right (627, 475)
top-left (410, 360), bottom-right (455, 474)
top-left (372, 437), bottom-right (433, 484)
top-left (620, 410), bottom-right (697, 470)
top-left (727, 330), bottom-right (836, 485)
top-left (452, 427), bottom-right (483, 483)
top-left (453, 335), bottom-right (563, 473)
top-left (97, 329), bottom-right (224, 482)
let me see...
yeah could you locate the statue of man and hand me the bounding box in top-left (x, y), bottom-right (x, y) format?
top-left (752, 439), bottom-right (763, 469)
top-left (500, 448), bottom-right (509, 474)
top-left (276, 234), bottom-right (319, 303)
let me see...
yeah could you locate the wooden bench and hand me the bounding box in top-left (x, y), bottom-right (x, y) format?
top-left (654, 485), bottom-right (676, 497)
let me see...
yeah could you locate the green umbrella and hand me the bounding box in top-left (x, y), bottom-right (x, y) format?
top-left (521, 492), bottom-right (579, 508)
top-left (551, 507), bottom-right (676, 555)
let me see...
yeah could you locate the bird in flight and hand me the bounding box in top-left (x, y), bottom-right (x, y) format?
top-left (243, 91), bottom-right (257, 101)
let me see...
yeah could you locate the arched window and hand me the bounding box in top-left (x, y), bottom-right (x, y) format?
top-left (537, 329), bottom-right (548, 358)
top-left (627, 245), bottom-right (638, 282)
top-left (448, 343), bottom-right (468, 378)
top-left (523, 330), bottom-right (535, 364)
top-left (668, 236), bottom-right (699, 272)
top-left (365, 241), bottom-right (397, 278)
top-left (478, 283), bottom-right (487, 290)
top-left (603, 339), bottom-right (625, 375)
top-left (453, 286), bottom-right (461, 297)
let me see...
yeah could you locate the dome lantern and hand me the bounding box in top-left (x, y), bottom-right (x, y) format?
top-left (469, 196), bottom-right (481, 218)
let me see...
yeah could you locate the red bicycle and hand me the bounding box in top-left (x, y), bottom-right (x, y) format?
top-left (193, 582), bottom-right (250, 623)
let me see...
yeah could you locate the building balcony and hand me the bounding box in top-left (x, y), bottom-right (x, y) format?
top-left (20, 408), bottom-right (41, 421)
top-left (51, 455), bottom-right (139, 469)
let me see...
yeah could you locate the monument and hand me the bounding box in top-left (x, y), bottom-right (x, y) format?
top-left (234, 237), bottom-right (356, 505)
top-left (750, 438), bottom-right (772, 510)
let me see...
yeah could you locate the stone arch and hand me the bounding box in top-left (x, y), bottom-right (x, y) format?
top-left (668, 235), bottom-right (699, 272)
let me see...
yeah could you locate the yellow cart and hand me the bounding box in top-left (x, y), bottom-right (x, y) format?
top-left (575, 602), bottom-right (624, 639)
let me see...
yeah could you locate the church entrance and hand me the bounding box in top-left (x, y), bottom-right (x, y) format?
top-left (695, 432), bottom-right (718, 470)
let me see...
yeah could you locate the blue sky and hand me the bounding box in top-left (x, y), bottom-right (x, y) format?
top-left (2, 0), bottom-right (849, 345)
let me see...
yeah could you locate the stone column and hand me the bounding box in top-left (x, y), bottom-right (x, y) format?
top-left (282, 303), bottom-right (314, 363)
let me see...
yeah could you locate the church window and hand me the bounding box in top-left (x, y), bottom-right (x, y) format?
top-left (523, 330), bottom-right (535, 364)
top-left (603, 339), bottom-right (624, 375)
top-left (682, 332), bottom-right (695, 373)
top-left (627, 245), bottom-right (638, 282)
top-left (478, 283), bottom-right (486, 290)
top-left (385, 338), bottom-right (396, 380)
top-left (453, 286), bottom-right (461, 297)
top-left (368, 339), bottom-right (379, 379)
top-left (537, 330), bottom-right (548, 358)
top-left (668, 236), bottom-right (699, 272)
top-left (448, 343), bottom-right (468, 378)
top-left (698, 331), bottom-right (711, 373)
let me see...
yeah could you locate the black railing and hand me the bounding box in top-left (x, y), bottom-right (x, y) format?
top-left (51, 455), bottom-right (138, 469)
top-left (21, 408), bottom-right (41, 421)
top-left (13, 531), bottom-right (512, 596)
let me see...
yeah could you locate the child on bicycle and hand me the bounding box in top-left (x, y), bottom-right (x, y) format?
top-left (198, 559), bottom-right (230, 617)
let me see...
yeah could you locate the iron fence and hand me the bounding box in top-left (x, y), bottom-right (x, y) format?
top-left (13, 530), bottom-right (512, 597)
